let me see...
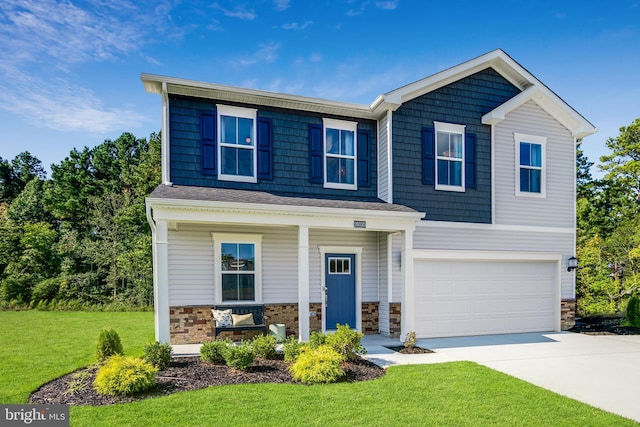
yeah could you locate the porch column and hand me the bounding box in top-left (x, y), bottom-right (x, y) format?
top-left (400, 227), bottom-right (415, 341)
top-left (154, 219), bottom-right (170, 343)
top-left (298, 225), bottom-right (310, 341)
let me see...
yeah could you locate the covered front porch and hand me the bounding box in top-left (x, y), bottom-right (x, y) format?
top-left (146, 185), bottom-right (424, 344)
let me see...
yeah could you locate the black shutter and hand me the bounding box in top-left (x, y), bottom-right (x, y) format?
top-left (257, 117), bottom-right (273, 180)
top-left (357, 129), bottom-right (370, 187)
top-left (201, 111), bottom-right (217, 175)
top-left (465, 132), bottom-right (477, 189)
top-left (309, 123), bottom-right (324, 183)
top-left (422, 126), bottom-right (435, 185)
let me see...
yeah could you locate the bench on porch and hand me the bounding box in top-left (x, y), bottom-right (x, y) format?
top-left (211, 304), bottom-right (268, 338)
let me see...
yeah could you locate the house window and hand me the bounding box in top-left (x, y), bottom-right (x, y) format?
top-left (217, 105), bottom-right (257, 183)
top-left (323, 118), bottom-right (358, 190)
top-left (435, 122), bottom-right (465, 192)
top-left (213, 233), bottom-right (262, 303)
top-left (328, 257), bottom-right (351, 274)
top-left (514, 133), bottom-right (546, 197)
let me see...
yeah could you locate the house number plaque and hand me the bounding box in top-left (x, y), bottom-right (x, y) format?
top-left (353, 220), bottom-right (366, 229)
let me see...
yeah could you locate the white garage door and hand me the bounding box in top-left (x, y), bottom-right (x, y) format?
top-left (414, 260), bottom-right (557, 338)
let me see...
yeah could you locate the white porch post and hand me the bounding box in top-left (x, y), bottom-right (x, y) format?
top-left (154, 219), bottom-right (170, 343)
top-left (400, 227), bottom-right (415, 341)
top-left (298, 225), bottom-right (310, 341)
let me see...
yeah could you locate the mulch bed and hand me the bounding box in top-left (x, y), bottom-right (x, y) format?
top-left (569, 317), bottom-right (640, 335)
top-left (29, 355), bottom-right (384, 407)
top-left (384, 346), bottom-right (434, 354)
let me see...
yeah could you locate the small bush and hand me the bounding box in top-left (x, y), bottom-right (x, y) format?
top-left (325, 324), bottom-right (366, 361)
top-left (283, 335), bottom-right (306, 363)
top-left (224, 341), bottom-right (255, 370)
top-left (93, 355), bottom-right (157, 396)
top-left (143, 341), bottom-right (173, 369)
top-left (200, 339), bottom-right (231, 364)
top-left (404, 331), bottom-right (417, 349)
top-left (251, 334), bottom-right (277, 360)
top-left (97, 329), bottom-right (124, 361)
top-left (627, 295), bottom-right (640, 327)
top-left (289, 345), bottom-right (345, 384)
top-left (309, 331), bottom-right (327, 349)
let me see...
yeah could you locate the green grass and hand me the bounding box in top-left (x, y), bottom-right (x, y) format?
top-left (0, 311), bottom-right (153, 403)
top-left (1, 311), bottom-right (636, 426)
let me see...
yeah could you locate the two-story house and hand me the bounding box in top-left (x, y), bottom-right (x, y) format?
top-left (142, 49), bottom-right (596, 344)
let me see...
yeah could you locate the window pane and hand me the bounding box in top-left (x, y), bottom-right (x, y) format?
top-left (530, 169), bottom-right (541, 192)
top-left (221, 243), bottom-right (237, 271)
top-left (451, 134), bottom-right (463, 158)
top-left (530, 144), bottom-right (542, 167)
top-left (341, 130), bottom-right (354, 156)
top-left (520, 142), bottom-right (531, 166)
top-left (237, 148), bottom-right (253, 176)
top-left (237, 244), bottom-right (255, 271)
top-left (221, 147), bottom-right (237, 175)
top-left (326, 129), bottom-right (339, 154)
top-left (329, 259), bottom-right (336, 273)
top-left (238, 118), bottom-right (253, 146)
top-left (437, 132), bottom-right (449, 157)
top-left (221, 116), bottom-right (237, 144)
top-left (222, 274), bottom-right (239, 300)
top-left (437, 159), bottom-right (449, 185)
top-left (449, 161), bottom-right (462, 186)
top-left (326, 156), bottom-right (339, 183)
top-left (238, 274), bottom-right (255, 300)
top-left (340, 158), bottom-right (354, 184)
top-left (520, 168), bottom-right (530, 192)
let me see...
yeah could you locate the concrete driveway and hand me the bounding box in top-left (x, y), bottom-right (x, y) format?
top-left (362, 332), bottom-right (640, 423)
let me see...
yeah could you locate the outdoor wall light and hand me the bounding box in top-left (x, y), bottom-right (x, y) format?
top-left (567, 256), bottom-right (578, 272)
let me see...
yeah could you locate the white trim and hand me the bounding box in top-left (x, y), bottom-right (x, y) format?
top-left (490, 123), bottom-right (496, 224)
top-left (211, 233), bottom-right (263, 304)
top-left (298, 226), bottom-right (310, 341)
top-left (434, 121), bottom-right (465, 192)
top-left (319, 246), bottom-right (363, 333)
top-left (387, 233), bottom-right (394, 305)
top-left (154, 219), bottom-right (170, 343)
top-left (416, 219), bottom-right (574, 234)
top-left (387, 110), bottom-right (394, 202)
top-left (161, 82), bottom-right (172, 186)
top-left (323, 118), bottom-right (358, 191)
top-left (514, 132), bottom-right (547, 198)
top-left (216, 104), bottom-right (258, 184)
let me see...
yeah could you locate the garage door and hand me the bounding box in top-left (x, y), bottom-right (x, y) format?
top-left (413, 260), bottom-right (557, 338)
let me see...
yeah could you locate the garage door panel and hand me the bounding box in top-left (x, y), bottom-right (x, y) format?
top-left (414, 259), bottom-right (557, 338)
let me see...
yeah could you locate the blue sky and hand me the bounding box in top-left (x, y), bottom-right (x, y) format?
top-left (1, 0), bottom-right (638, 178)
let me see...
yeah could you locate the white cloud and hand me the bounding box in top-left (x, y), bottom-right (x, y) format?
top-left (211, 2), bottom-right (256, 20)
top-left (273, 0), bottom-right (291, 11)
top-left (281, 21), bottom-right (313, 30)
top-left (232, 42), bottom-right (280, 66)
top-left (375, 1), bottom-right (398, 10)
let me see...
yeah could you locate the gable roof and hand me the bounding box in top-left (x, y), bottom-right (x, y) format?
top-left (141, 48), bottom-right (596, 138)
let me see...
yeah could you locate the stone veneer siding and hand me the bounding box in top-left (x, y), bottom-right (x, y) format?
top-left (169, 302), bottom-right (381, 344)
top-left (388, 303), bottom-right (402, 338)
top-left (560, 299), bottom-right (576, 330)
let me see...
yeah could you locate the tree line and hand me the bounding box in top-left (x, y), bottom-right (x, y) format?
top-left (576, 118), bottom-right (640, 317)
top-left (0, 132), bottom-right (161, 310)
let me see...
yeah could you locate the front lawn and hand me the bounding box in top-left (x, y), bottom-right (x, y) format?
top-left (0, 311), bottom-right (636, 426)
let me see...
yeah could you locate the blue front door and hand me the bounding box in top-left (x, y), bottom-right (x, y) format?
top-left (325, 254), bottom-right (356, 330)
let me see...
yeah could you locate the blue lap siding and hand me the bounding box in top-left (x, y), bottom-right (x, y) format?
top-left (168, 95), bottom-right (378, 200)
top-left (392, 68), bottom-right (520, 223)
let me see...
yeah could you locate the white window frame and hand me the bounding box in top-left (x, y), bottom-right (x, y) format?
top-left (212, 233), bottom-right (262, 304)
top-left (217, 105), bottom-right (258, 183)
top-left (434, 121), bottom-right (466, 192)
top-left (514, 132), bottom-right (547, 198)
top-left (323, 118), bottom-right (358, 190)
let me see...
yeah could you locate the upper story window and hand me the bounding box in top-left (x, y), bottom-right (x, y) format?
top-left (323, 118), bottom-right (358, 190)
top-left (514, 133), bottom-right (546, 197)
top-left (435, 122), bottom-right (465, 192)
top-left (217, 105), bottom-right (257, 183)
top-left (213, 233), bottom-right (262, 303)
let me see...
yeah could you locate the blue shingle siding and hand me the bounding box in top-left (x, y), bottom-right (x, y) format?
top-left (392, 68), bottom-right (520, 223)
top-left (168, 96), bottom-right (378, 200)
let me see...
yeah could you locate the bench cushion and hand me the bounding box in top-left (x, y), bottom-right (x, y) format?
top-left (232, 313), bottom-right (255, 326)
top-left (212, 309), bottom-right (233, 327)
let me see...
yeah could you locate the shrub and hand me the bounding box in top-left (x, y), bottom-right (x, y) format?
top-left (325, 324), bottom-right (366, 361)
top-left (404, 331), bottom-right (417, 349)
top-left (251, 334), bottom-right (277, 360)
top-left (93, 355), bottom-right (157, 396)
top-left (200, 339), bottom-right (231, 364)
top-left (143, 341), bottom-right (173, 369)
top-left (283, 335), bottom-right (306, 363)
top-left (627, 295), bottom-right (640, 327)
top-left (96, 329), bottom-right (124, 361)
top-left (289, 345), bottom-right (345, 384)
top-left (309, 331), bottom-right (327, 349)
top-left (224, 341), bottom-right (255, 370)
